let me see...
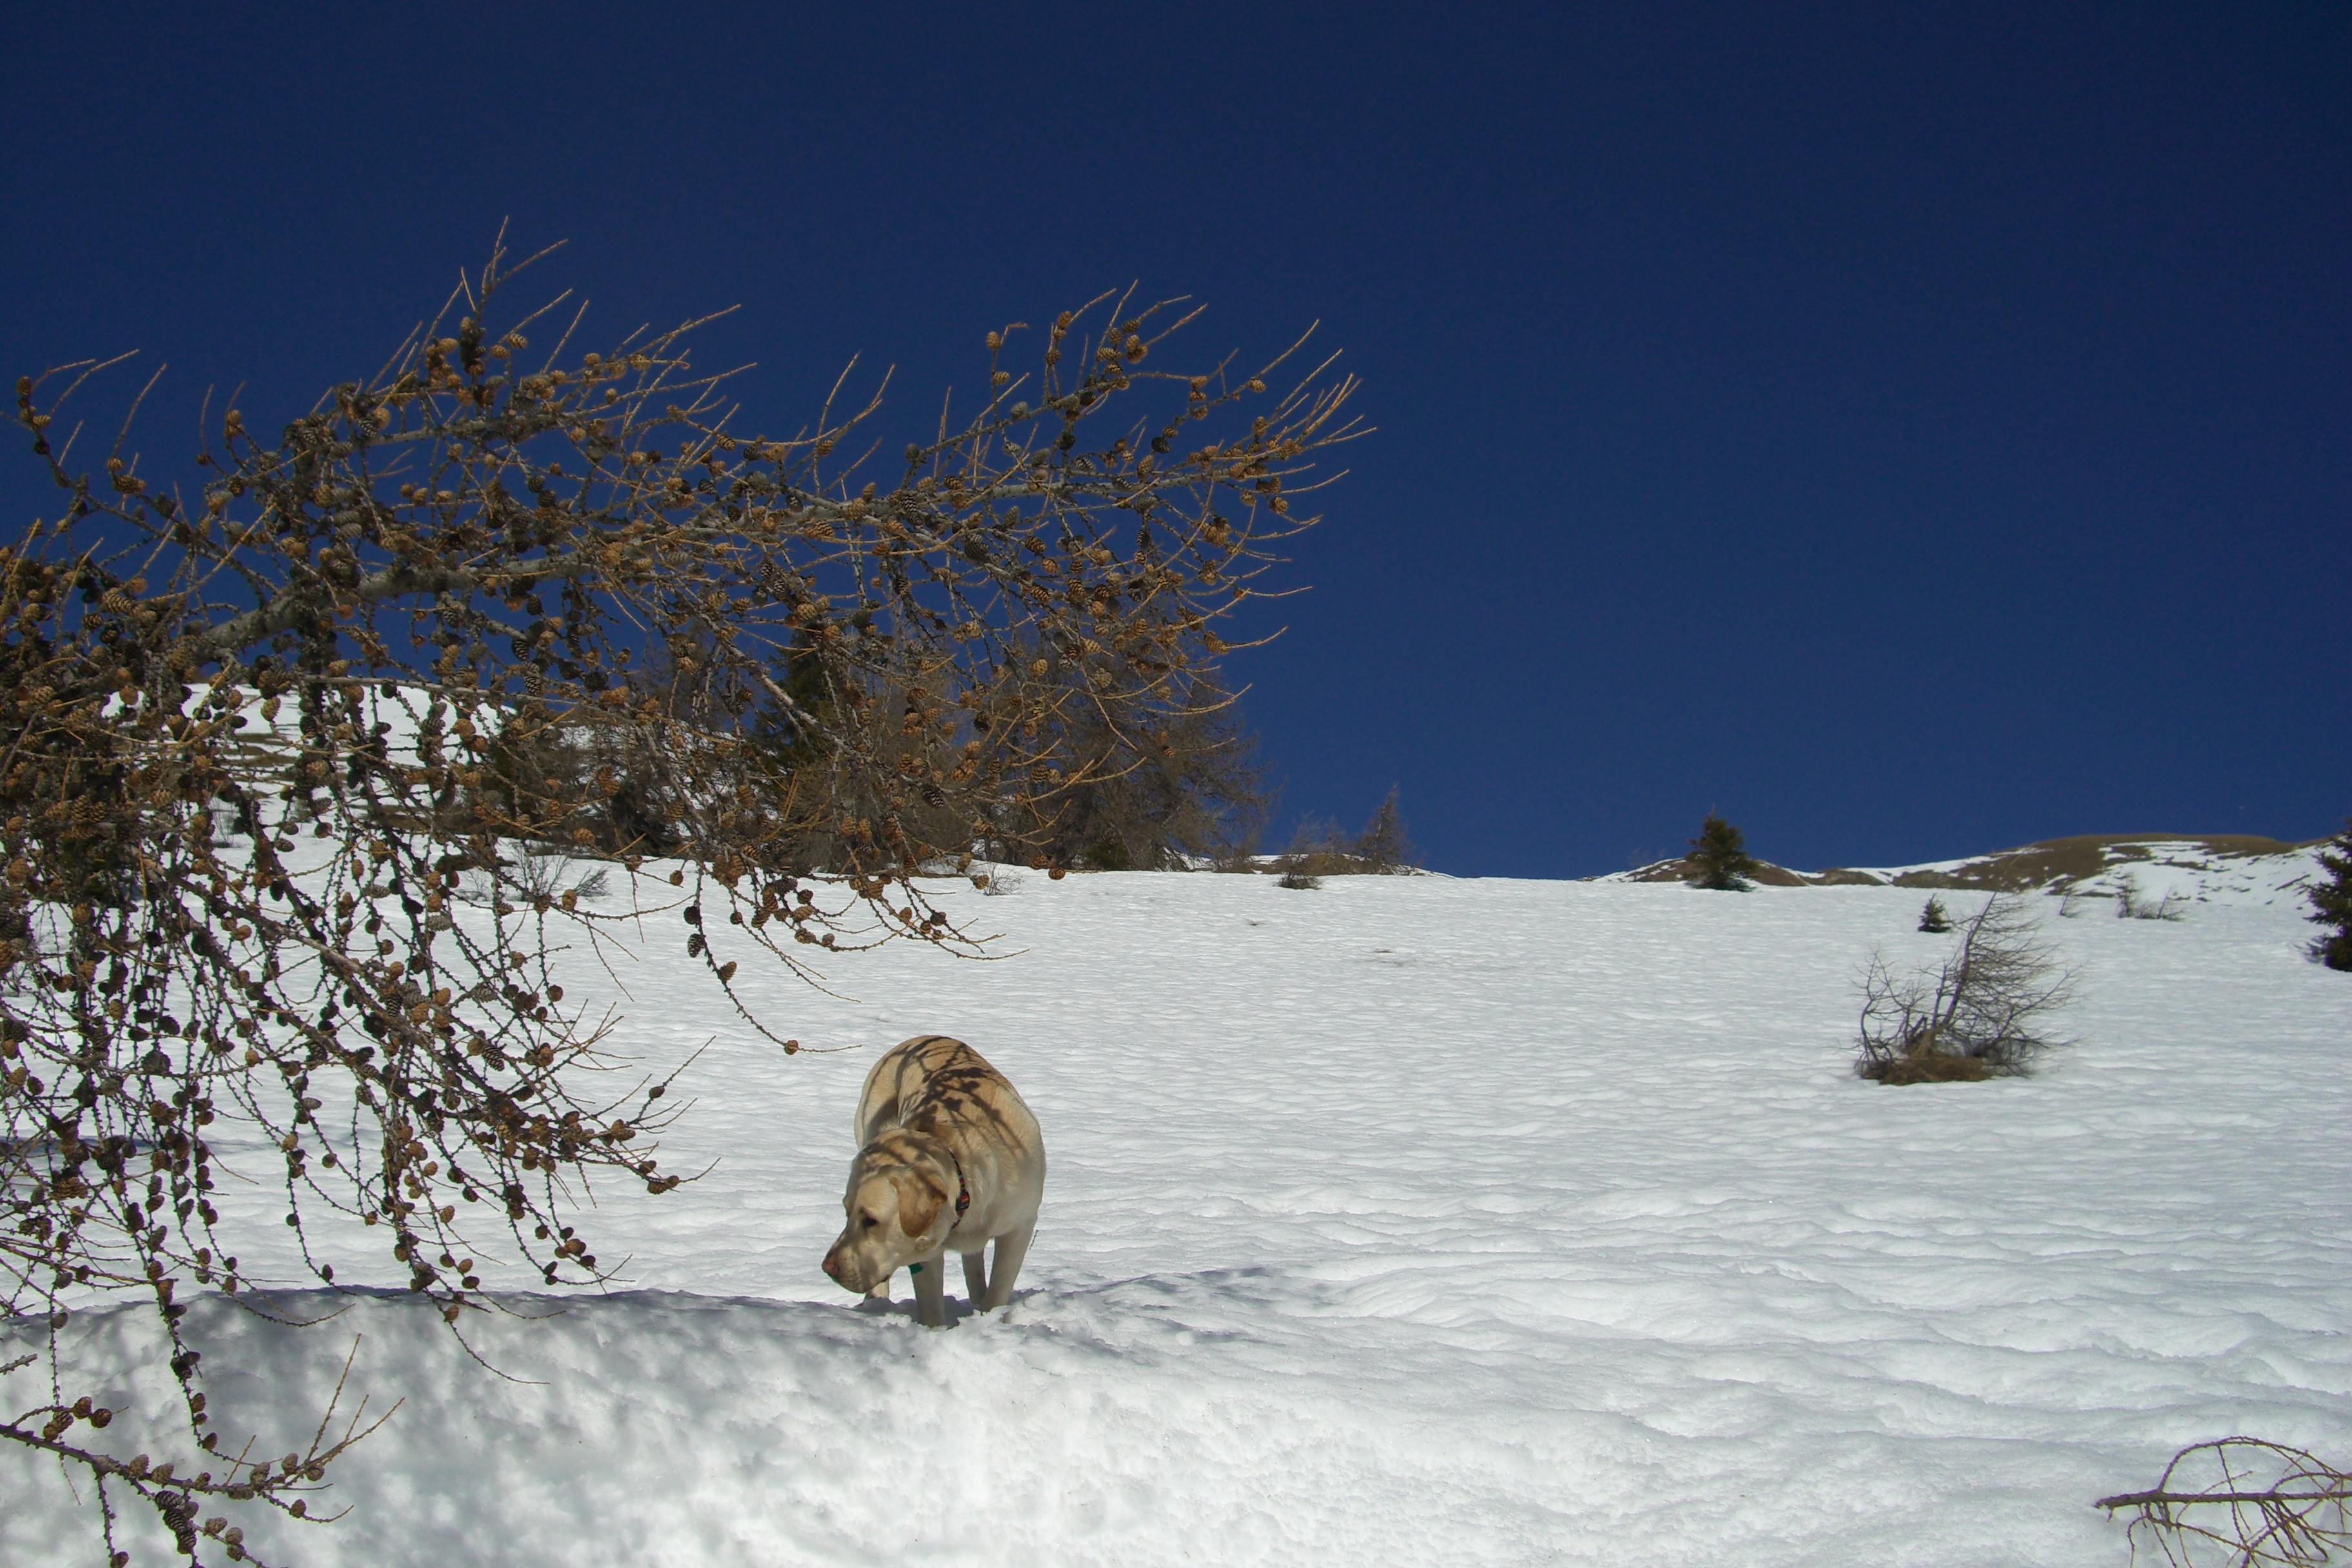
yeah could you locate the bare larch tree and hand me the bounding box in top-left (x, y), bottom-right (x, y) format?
top-left (1856, 892), bottom-right (2076, 1082)
top-left (0, 233), bottom-right (1360, 1563)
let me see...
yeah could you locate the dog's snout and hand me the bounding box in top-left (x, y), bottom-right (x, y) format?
top-left (821, 1246), bottom-right (843, 1282)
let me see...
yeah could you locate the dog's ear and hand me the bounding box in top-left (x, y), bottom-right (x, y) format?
top-left (894, 1170), bottom-right (946, 1241)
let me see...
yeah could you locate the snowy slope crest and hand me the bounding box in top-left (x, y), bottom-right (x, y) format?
top-left (1605, 832), bottom-right (2326, 910)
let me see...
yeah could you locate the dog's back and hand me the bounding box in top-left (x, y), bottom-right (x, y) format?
top-left (854, 1033), bottom-right (970, 1144)
top-left (855, 1034), bottom-right (1042, 1175)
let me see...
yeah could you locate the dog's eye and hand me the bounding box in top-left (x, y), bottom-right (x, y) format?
top-left (860, 1214), bottom-right (877, 1230)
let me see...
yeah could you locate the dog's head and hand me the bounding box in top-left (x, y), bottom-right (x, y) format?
top-left (821, 1131), bottom-right (953, 1294)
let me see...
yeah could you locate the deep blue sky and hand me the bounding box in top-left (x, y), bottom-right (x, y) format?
top-left (5, 3), bottom-right (2344, 876)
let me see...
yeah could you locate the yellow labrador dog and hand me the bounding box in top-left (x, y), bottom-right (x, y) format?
top-left (821, 1035), bottom-right (1045, 1328)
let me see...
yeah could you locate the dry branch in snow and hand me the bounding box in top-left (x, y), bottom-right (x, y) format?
top-left (2097, 1437), bottom-right (2352, 1567)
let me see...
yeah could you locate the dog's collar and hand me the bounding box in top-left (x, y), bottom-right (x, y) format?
top-left (948, 1152), bottom-right (972, 1225)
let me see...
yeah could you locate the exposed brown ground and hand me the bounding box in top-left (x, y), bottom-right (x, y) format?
top-left (1859, 1053), bottom-right (2000, 1085)
top-left (1620, 833), bottom-right (2320, 891)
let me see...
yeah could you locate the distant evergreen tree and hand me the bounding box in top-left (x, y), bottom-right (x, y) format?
top-left (1685, 813), bottom-right (1761, 890)
top-left (747, 632), bottom-right (838, 770)
top-left (2309, 819), bottom-right (2352, 971)
top-left (1918, 895), bottom-right (1953, 933)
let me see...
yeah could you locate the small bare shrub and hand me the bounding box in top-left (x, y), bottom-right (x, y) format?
top-left (1211, 836), bottom-right (1264, 874)
top-left (1269, 791), bottom-right (1418, 881)
top-left (1856, 893), bottom-right (2076, 1082)
top-left (2115, 872), bottom-right (2187, 921)
top-left (458, 847), bottom-right (612, 908)
top-left (1272, 814), bottom-right (1348, 882)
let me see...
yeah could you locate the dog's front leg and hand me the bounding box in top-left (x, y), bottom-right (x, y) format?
top-left (910, 1252), bottom-right (948, 1328)
top-left (960, 1246), bottom-right (989, 1308)
top-left (863, 1275), bottom-right (892, 1304)
top-left (979, 1220), bottom-right (1034, 1313)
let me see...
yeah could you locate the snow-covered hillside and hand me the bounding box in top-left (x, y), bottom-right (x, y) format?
top-left (7, 870), bottom-right (2349, 1566)
top-left (1847, 834), bottom-right (2325, 908)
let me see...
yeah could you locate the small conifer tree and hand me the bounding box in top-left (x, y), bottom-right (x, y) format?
top-left (1685, 813), bottom-right (1762, 890)
top-left (2309, 819), bottom-right (2352, 971)
top-left (1919, 895), bottom-right (1952, 933)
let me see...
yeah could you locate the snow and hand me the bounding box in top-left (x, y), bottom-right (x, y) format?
top-left (8, 870), bottom-right (2350, 1566)
top-left (2059, 843), bottom-right (2321, 910)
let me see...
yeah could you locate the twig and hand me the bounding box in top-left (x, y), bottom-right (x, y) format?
top-left (2097, 1438), bottom-right (2352, 1567)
